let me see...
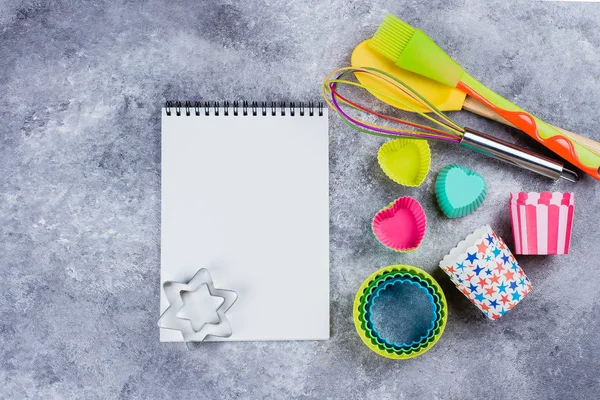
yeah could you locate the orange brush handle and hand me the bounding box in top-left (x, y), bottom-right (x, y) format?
top-left (457, 79), bottom-right (600, 180)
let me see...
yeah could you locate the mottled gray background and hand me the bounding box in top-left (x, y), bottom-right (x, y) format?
top-left (2, 0), bottom-right (600, 398)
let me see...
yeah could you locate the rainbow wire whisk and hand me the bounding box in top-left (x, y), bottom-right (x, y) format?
top-left (322, 67), bottom-right (578, 182)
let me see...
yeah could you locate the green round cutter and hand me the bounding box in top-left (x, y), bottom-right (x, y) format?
top-left (361, 273), bottom-right (444, 354)
top-left (358, 271), bottom-right (445, 355)
top-left (353, 265), bottom-right (448, 359)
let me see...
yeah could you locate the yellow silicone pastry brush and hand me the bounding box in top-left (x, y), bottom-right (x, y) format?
top-left (351, 40), bottom-right (600, 157)
top-left (369, 14), bottom-right (600, 179)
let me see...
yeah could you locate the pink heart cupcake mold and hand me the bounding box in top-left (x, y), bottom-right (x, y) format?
top-left (372, 196), bottom-right (427, 252)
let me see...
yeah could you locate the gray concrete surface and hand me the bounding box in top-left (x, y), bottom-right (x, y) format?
top-left (2, 0), bottom-right (600, 398)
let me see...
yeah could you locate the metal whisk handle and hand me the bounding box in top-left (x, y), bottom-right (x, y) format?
top-left (460, 128), bottom-right (579, 182)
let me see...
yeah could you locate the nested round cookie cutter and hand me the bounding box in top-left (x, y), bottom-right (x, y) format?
top-left (362, 274), bottom-right (441, 352)
top-left (353, 265), bottom-right (447, 359)
top-left (358, 271), bottom-right (445, 356)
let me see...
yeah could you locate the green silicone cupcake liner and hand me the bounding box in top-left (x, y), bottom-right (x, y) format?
top-left (377, 138), bottom-right (431, 187)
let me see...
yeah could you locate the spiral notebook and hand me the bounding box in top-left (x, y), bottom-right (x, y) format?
top-left (161, 101), bottom-right (330, 341)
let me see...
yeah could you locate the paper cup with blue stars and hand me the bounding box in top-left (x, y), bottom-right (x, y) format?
top-left (439, 225), bottom-right (532, 320)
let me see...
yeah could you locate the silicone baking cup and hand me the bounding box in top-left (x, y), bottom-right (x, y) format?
top-left (377, 139), bottom-right (431, 187)
top-left (439, 225), bottom-right (532, 320)
top-left (353, 265), bottom-right (447, 359)
top-left (372, 196), bottom-right (427, 252)
top-left (510, 192), bottom-right (574, 255)
top-left (435, 164), bottom-right (487, 218)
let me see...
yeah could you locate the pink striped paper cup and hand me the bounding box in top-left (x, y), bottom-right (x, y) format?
top-left (509, 192), bottom-right (574, 255)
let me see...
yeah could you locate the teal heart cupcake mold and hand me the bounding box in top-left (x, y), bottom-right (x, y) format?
top-left (435, 164), bottom-right (487, 218)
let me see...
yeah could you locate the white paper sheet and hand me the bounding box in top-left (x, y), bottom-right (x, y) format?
top-left (160, 107), bottom-right (330, 341)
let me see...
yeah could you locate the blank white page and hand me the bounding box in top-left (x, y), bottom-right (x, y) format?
top-left (160, 107), bottom-right (329, 341)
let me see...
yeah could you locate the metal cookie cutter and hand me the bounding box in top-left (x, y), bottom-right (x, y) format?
top-left (158, 268), bottom-right (237, 345)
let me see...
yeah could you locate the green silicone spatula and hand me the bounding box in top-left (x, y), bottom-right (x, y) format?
top-left (369, 14), bottom-right (600, 179)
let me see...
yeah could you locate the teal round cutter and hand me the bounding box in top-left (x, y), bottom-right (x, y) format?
top-left (365, 276), bottom-right (437, 351)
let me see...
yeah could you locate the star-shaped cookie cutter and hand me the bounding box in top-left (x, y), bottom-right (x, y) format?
top-left (158, 268), bottom-right (237, 344)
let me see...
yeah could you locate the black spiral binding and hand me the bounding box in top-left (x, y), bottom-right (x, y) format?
top-left (165, 101), bottom-right (324, 117)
